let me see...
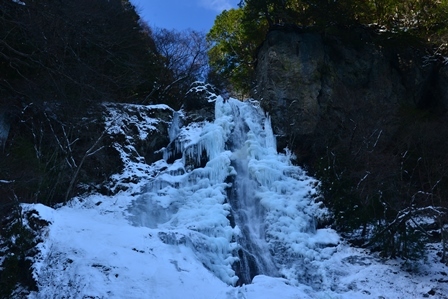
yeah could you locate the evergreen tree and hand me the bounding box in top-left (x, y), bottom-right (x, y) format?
top-left (207, 8), bottom-right (268, 96)
top-left (209, 0), bottom-right (448, 97)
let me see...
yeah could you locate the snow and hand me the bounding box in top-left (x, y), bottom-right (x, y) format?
top-left (104, 103), bottom-right (171, 141)
top-left (0, 180), bottom-right (14, 184)
top-left (26, 195), bottom-right (448, 298)
top-left (27, 196), bottom-right (315, 299)
top-left (25, 98), bottom-right (448, 298)
top-left (103, 103), bottom-right (173, 194)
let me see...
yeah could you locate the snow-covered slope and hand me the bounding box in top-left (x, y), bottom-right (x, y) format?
top-left (25, 198), bottom-right (448, 299)
top-left (26, 96), bottom-right (448, 299)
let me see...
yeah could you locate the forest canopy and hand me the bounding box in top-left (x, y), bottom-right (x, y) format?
top-left (207, 0), bottom-right (448, 95)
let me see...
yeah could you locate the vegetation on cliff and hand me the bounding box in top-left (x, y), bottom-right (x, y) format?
top-left (208, 0), bottom-right (448, 95)
top-left (207, 0), bottom-right (448, 262)
top-left (0, 1), bottom-right (207, 296)
top-left (314, 104), bottom-right (448, 261)
top-left (2, 0), bottom-right (448, 296)
top-left (0, 0), bottom-right (161, 207)
top-left (0, 0), bottom-right (209, 208)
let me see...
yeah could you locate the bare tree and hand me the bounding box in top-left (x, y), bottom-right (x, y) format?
top-left (148, 28), bottom-right (209, 107)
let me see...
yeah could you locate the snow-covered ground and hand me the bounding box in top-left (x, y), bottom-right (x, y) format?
top-left (26, 96), bottom-right (448, 299)
top-left (25, 196), bottom-right (448, 299)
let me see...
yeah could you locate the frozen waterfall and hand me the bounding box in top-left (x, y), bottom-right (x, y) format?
top-left (225, 101), bottom-right (279, 285)
top-left (128, 96), bottom-right (338, 286)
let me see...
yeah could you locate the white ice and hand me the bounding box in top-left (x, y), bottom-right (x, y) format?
top-left (26, 99), bottom-right (448, 299)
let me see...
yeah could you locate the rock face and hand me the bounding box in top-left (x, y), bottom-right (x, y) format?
top-left (102, 103), bottom-right (173, 193)
top-left (183, 82), bottom-right (218, 123)
top-left (255, 32), bottom-right (325, 138)
top-left (253, 28), bottom-right (447, 153)
top-left (252, 27), bottom-right (448, 258)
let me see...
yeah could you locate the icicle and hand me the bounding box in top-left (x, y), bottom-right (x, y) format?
top-left (129, 96), bottom-right (336, 287)
top-left (264, 115), bottom-right (277, 153)
top-left (168, 111), bottom-right (182, 142)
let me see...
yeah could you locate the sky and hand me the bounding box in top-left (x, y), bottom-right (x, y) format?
top-left (131, 0), bottom-right (240, 32)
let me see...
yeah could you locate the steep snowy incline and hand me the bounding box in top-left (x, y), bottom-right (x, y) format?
top-left (26, 97), bottom-right (448, 299)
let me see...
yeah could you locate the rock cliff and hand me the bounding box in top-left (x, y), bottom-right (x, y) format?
top-left (253, 27), bottom-right (448, 257)
top-left (253, 27), bottom-right (448, 156)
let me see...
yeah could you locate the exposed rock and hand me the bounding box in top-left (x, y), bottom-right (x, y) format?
top-left (255, 31), bottom-right (324, 138)
top-left (253, 28), bottom-right (447, 154)
top-left (253, 28), bottom-right (448, 260)
top-left (0, 205), bottom-right (48, 298)
top-left (103, 103), bottom-right (173, 193)
top-left (103, 103), bottom-right (173, 165)
top-left (183, 81), bottom-right (218, 123)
